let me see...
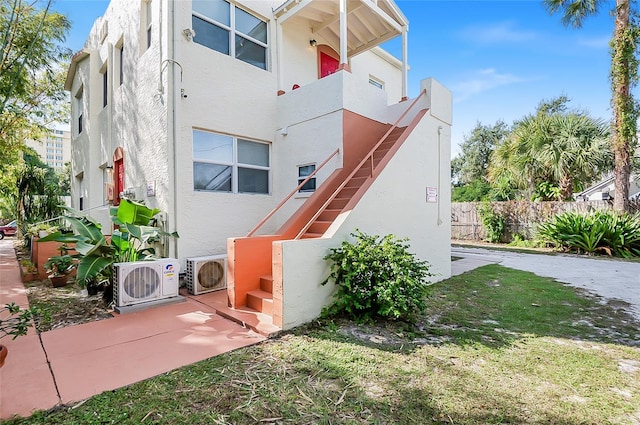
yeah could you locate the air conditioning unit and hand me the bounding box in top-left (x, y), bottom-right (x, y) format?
top-left (186, 255), bottom-right (227, 295)
top-left (114, 258), bottom-right (180, 307)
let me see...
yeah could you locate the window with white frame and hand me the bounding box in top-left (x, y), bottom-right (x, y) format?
top-left (193, 129), bottom-right (270, 194)
top-left (192, 0), bottom-right (268, 70)
top-left (75, 86), bottom-right (84, 134)
top-left (369, 76), bottom-right (384, 90)
top-left (116, 40), bottom-right (124, 86)
top-left (298, 164), bottom-right (316, 193)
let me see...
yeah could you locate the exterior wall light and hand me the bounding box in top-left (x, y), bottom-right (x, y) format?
top-left (309, 39), bottom-right (317, 47)
top-left (182, 28), bottom-right (196, 41)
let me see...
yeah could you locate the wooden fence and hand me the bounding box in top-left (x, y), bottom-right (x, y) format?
top-left (451, 201), bottom-right (614, 242)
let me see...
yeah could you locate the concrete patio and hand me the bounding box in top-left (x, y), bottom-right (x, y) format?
top-left (0, 239), bottom-right (268, 420)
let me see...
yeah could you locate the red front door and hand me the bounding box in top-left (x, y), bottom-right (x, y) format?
top-left (320, 52), bottom-right (339, 78)
top-left (114, 158), bottom-right (124, 206)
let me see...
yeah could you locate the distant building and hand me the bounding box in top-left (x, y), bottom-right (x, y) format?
top-left (25, 129), bottom-right (71, 170)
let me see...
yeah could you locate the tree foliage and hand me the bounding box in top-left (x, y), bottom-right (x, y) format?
top-left (452, 121), bottom-right (510, 186)
top-left (544, 0), bottom-right (639, 211)
top-left (0, 0), bottom-right (71, 164)
top-left (488, 97), bottom-right (611, 200)
top-left (451, 121), bottom-right (510, 202)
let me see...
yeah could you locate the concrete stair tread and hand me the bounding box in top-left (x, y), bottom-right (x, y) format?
top-left (247, 289), bottom-right (273, 300)
top-left (247, 290), bottom-right (273, 315)
top-left (186, 290), bottom-right (280, 337)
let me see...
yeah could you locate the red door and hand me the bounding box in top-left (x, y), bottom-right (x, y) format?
top-left (114, 158), bottom-right (124, 206)
top-left (320, 52), bottom-right (339, 78)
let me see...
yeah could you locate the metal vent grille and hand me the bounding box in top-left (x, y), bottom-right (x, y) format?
top-left (122, 266), bottom-right (160, 299)
top-left (186, 256), bottom-right (226, 295)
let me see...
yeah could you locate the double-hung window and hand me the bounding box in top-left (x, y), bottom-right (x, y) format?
top-left (192, 0), bottom-right (268, 70)
top-left (193, 129), bottom-right (270, 194)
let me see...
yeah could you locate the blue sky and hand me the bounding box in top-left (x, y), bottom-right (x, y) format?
top-left (53, 0), bottom-right (616, 157)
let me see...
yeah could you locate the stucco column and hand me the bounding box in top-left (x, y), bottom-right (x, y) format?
top-left (339, 0), bottom-right (348, 67)
top-left (401, 25), bottom-right (408, 101)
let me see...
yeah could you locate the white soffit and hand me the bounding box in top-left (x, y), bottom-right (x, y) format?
top-left (274, 0), bottom-right (408, 58)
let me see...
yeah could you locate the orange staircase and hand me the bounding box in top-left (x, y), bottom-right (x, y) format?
top-left (298, 126), bottom-right (407, 239)
top-left (246, 275), bottom-right (274, 315)
top-left (224, 91), bottom-right (428, 333)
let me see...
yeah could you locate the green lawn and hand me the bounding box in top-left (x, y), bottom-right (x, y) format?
top-left (6, 264), bottom-right (640, 424)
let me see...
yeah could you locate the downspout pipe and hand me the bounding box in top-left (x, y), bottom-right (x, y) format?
top-left (170, 0), bottom-right (179, 259)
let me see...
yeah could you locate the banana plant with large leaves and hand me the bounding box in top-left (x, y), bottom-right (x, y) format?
top-left (38, 199), bottom-right (178, 286)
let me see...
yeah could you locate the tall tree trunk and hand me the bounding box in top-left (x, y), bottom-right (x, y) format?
top-left (559, 174), bottom-right (574, 200)
top-left (611, 0), bottom-right (632, 212)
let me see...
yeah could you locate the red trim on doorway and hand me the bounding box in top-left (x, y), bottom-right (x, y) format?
top-left (112, 147), bottom-right (124, 206)
top-left (317, 45), bottom-right (340, 79)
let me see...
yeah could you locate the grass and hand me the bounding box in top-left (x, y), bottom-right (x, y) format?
top-left (5, 265), bottom-right (640, 425)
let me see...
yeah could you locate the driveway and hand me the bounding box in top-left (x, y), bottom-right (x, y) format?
top-left (451, 246), bottom-right (640, 321)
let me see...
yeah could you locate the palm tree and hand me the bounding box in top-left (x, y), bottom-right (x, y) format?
top-left (540, 114), bottom-right (612, 199)
top-left (544, 0), bottom-right (635, 211)
top-left (489, 109), bottom-right (612, 200)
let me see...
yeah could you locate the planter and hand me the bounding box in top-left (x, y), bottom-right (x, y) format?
top-left (21, 272), bottom-right (38, 283)
top-left (50, 275), bottom-right (68, 288)
top-left (0, 344), bottom-right (7, 368)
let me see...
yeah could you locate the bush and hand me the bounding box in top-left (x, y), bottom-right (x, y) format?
top-left (476, 202), bottom-right (505, 243)
top-left (537, 210), bottom-right (640, 257)
top-left (508, 233), bottom-right (545, 248)
top-left (321, 230), bottom-right (434, 322)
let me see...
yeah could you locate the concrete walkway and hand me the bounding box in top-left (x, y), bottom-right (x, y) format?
top-left (451, 245), bottom-right (640, 321)
top-left (0, 239), bottom-right (266, 420)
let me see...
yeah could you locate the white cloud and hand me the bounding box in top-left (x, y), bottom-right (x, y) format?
top-left (451, 68), bottom-right (528, 102)
top-left (577, 35), bottom-right (610, 49)
top-left (457, 21), bottom-right (537, 44)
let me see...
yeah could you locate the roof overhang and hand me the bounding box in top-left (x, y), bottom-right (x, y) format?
top-left (64, 50), bottom-right (90, 91)
top-left (274, 0), bottom-right (408, 58)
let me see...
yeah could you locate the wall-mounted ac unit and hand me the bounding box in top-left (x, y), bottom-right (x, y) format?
top-left (114, 258), bottom-right (180, 307)
top-left (186, 255), bottom-right (226, 295)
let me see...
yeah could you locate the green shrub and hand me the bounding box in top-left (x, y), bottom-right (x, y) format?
top-left (537, 210), bottom-right (640, 257)
top-left (508, 233), bottom-right (545, 248)
top-left (321, 230), bottom-right (433, 322)
top-left (477, 202), bottom-right (505, 243)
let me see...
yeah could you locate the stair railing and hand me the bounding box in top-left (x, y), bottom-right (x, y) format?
top-left (294, 89), bottom-right (427, 239)
top-left (247, 148), bottom-right (340, 237)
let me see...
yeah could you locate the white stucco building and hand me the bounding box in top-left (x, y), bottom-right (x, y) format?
top-left (65, 0), bottom-right (452, 331)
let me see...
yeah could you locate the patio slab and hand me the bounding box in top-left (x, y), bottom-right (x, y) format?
top-left (0, 240), bottom-right (266, 420)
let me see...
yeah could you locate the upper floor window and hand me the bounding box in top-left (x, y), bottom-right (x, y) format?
top-left (369, 76), bottom-right (384, 90)
top-left (116, 40), bottom-right (124, 86)
top-left (193, 129), bottom-right (270, 194)
top-left (144, 1), bottom-right (152, 49)
top-left (102, 68), bottom-right (108, 108)
top-left (192, 0), bottom-right (268, 70)
top-left (75, 86), bottom-right (84, 135)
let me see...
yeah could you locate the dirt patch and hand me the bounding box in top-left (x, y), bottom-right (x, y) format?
top-left (15, 242), bottom-right (113, 333)
top-left (24, 281), bottom-right (114, 332)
